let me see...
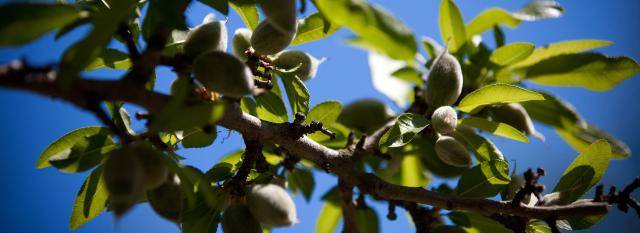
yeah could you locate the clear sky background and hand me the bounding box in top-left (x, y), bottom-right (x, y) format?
top-left (1, 0), bottom-right (639, 232)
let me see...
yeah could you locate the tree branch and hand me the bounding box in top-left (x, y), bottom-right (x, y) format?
top-left (339, 179), bottom-right (359, 233)
top-left (0, 61), bottom-right (613, 220)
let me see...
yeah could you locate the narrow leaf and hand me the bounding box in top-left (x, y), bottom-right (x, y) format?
top-left (230, 0), bottom-right (259, 29)
top-left (255, 91), bottom-right (289, 123)
top-left (456, 159), bottom-right (510, 198)
top-left (280, 72), bottom-right (311, 115)
top-left (439, 0), bottom-right (466, 52)
top-left (316, 202), bottom-right (342, 233)
top-left (457, 84), bottom-right (545, 113)
top-left (556, 124), bottom-right (630, 159)
top-left (69, 166), bottom-right (109, 230)
top-left (460, 117), bottom-right (529, 143)
top-left (524, 53), bottom-right (640, 91)
top-left (85, 49), bottom-right (131, 71)
top-left (489, 42), bottom-right (535, 66)
top-left (512, 39), bottom-right (613, 68)
top-left (465, 8), bottom-right (521, 38)
top-left (401, 154), bottom-right (429, 187)
top-left (37, 127), bottom-right (112, 169)
top-left (314, 0), bottom-right (417, 61)
top-left (292, 12), bottom-right (340, 46)
top-left (305, 101), bottom-right (342, 126)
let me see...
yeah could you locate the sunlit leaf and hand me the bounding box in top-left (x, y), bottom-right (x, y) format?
top-left (85, 49), bottom-right (131, 71)
top-left (255, 91), bottom-right (289, 123)
top-left (522, 91), bottom-right (586, 130)
top-left (552, 140), bottom-right (612, 204)
top-left (556, 124), bottom-right (630, 159)
top-left (305, 101), bottom-right (342, 126)
top-left (460, 117), bottom-right (529, 143)
top-left (315, 0), bottom-right (417, 61)
top-left (401, 154), bottom-right (429, 187)
top-left (292, 12), bottom-right (340, 46)
top-left (465, 8), bottom-right (521, 38)
top-left (489, 42), bottom-right (535, 66)
top-left (456, 159), bottom-right (510, 198)
top-left (439, 0), bottom-right (466, 52)
top-left (279, 72), bottom-right (311, 115)
top-left (524, 53), bottom-right (640, 91)
top-left (230, 0), bottom-right (259, 29)
top-left (316, 201), bottom-right (341, 233)
top-left (69, 166), bottom-right (109, 230)
top-left (368, 53), bottom-right (414, 107)
top-left (37, 126), bottom-right (113, 170)
top-left (454, 126), bottom-right (506, 162)
top-left (379, 113), bottom-right (430, 148)
top-left (512, 39), bottom-right (613, 68)
top-left (182, 127), bottom-right (217, 148)
top-left (457, 84), bottom-right (545, 113)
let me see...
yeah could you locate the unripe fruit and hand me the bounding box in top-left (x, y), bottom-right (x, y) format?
top-left (222, 203), bottom-right (263, 233)
top-left (338, 99), bottom-right (395, 134)
top-left (183, 15), bottom-right (228, 59)
top-left (103, 146), bottom-right (144, 216)
top-left (247, 183), bottom-right (298, 227)
top-left (232, 28), bottom-right (253, 61)
top-left (424, 49), bottom-right (463, 112)
top-left (434, 136), bottom-right (471, 167)
top-left (273, 50), bottom-right (322, 81)
top-left (431, 106), bottom-right (458, 135)
top-left (147, 174), bottom-right (182, 222)
top-left (490, 103), bottom-right (543, 140)
top-left (258, 0), bottom-right (297, 34)
top-left (193, 51), bottom-right (255, 98)
top-left (130, 141), bottom-right (169, 190)
top-left (251, 20), bottom-right (297, 55)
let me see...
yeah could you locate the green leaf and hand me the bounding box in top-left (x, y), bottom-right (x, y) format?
top-left (439, 0), bottom-right (466, 53)
top-left (556, 124), bottom-right (630, 159)
top-left (379, 113), bottom-right (430, 148)
top-left (198, 0), bottom-right (229, 15)
top-left (526, 220), bottom-right (552, 233)
top-left (456, 159), bottom-right (510, 198)
top-left (552, 140), bottom-right (612, 204)
top-left (279, 72), bottom-right (311, 115)
top-left (0, 3), bottom-right (84, 46)
top-left (255, 91), bottom-right (289, 123)
top-left (512, 39), bottom-right (613, 68)
top-left (513, 0), bottom-right (564, 21)
top-left (314, 0), bottom-right (417, 62)
top-left (105, 102), bottom-right (135, 136)
top-left (288, 168), bottom-right (315, 202)
top-left (465, 8), bottom-right (521, 38)
top-left (316, 201), bottom-right (342, 233)
top-left (240, 96), bottom-right (258, 116)
top-left (58, 0), bottom-right (138, 89)
top-left (305, 101), bottom-right (342, 126)
top-left (454, 126), bottom-right (505, 162)
top-left (401, 154), bottom-right (429, 187)
top-left (457, 84), bottom-right (545, 113)
top-left (48, 133), bottom-right (116, 173)
top-left (37, 126), bottom-right (112, 170)
top-left (230, 0), bottom-right (259, 30)
top-left (391, 66), bottom-right (423, 85)
top-left (521, 91), bottom-right (586, 130)
top-left (292, 12), bottom-right (341, 46)
top-left (182, 127), bottom-right (217, 148)
top-left (356, 207), bottom-right (380, 233)
top-left (142, 0), bottom-right (188, 40)
top-left (182, 206), bottom-right (220, 233)
top-left (85, 49), bottom-right (131, 71)
top-left (455, 212), bottom-right (513, 233)
top-left (69, 166), bottom-right (109, 230)
top-left (460, 117), bottom-right (529, 143)
top-left (560, 214), bottom-right (605, 231)
top-left (150, 101), bottom-right (225, 132)
top-left (489, 42), bottom-right (535, 66)
top-left (204, 162), bottom-right (234, 182)
top-left (524, 53), bottom-right (640, 91)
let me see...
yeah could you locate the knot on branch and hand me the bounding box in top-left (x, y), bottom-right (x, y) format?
top-left (223, 137), bottom-right (264, 196)
top-left (0, 60), bottom-right (56, 84)
top-left (246, 50), bottom-right (274, 90)
top-left (288, 112), bottom-right (335, 140)
top-left (512, 168), bottom-right (546, 207)
top-left (594, 177), bottom-right (640, 218)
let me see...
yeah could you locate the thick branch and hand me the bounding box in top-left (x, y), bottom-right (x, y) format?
top-left (0, 61), bottom-right (611, 220)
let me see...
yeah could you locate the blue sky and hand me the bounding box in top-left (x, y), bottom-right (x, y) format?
top-left (1, 0), bottom-right (639, 232)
